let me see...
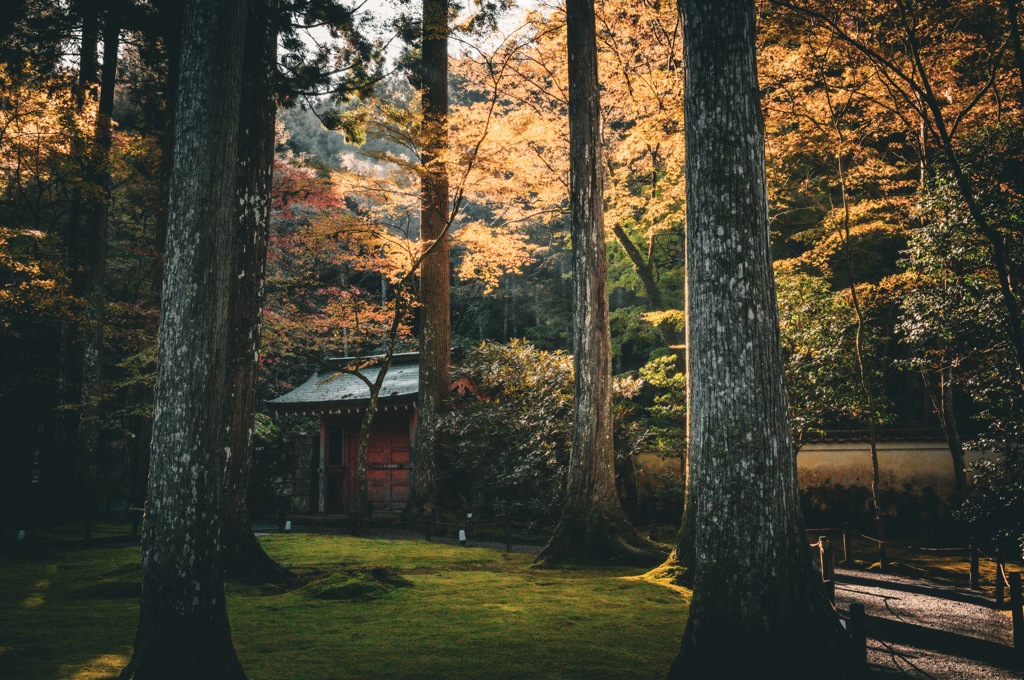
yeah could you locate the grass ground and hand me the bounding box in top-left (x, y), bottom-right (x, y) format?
top-left (0, 533), bottom-right (689, 680)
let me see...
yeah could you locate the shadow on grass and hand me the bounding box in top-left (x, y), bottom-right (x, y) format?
top-left (0, 550), bottom-right (139, 679)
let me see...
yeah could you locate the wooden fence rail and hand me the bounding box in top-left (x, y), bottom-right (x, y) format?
top-left (808, 526), bottom-right (1024, 669)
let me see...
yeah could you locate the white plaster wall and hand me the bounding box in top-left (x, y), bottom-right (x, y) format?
top-left (797, 441), bottom-right (992, 500)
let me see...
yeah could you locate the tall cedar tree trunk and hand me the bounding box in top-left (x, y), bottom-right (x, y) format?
top-left (939, 366), bottom-right (968, 501)
top-left (667, 1), bottom-right (853, 676)
top-left (124, 2), bottom-right (182, 535)
top-left (536, 0), bottom-right (664, 567)
top-left (77, 4), bottom-right (121, 540)
top-left (56, 1), bottom-right (99, 508)
top-left (414, 0), bottom-right (451, 525)
top-left (119, 0), bottom-right (248, 676)
top-left (220, 0), bottom-right (292, 584)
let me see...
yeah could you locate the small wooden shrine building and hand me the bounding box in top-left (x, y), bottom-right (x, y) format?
top-left (268, 353), bottom-right (419, 515)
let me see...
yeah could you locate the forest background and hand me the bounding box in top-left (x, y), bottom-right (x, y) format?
top-left (1, 0), bottom-right (1022, 556)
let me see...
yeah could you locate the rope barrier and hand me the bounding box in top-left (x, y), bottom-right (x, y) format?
top-left (1000, 565), bottom-right (1012, 589)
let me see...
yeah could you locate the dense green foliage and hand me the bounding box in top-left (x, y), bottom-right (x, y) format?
top-left (437, 340), bottom-right (653, 526)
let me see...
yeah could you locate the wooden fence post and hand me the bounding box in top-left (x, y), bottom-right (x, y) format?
top-left (842, 523), bottom-right (853, 568)
top-left (849, 602), bottom-right (867, 668)
top-left (996, 560), bottom-right (1006, 608)
top-left (820, 535), bottom-right (835, 605)
top-left (970, 539), bottom-right (980, 591)
top-left (1010, 572), bottom-right (1023, 668)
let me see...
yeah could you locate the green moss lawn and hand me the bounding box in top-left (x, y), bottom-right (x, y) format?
top-left (0, 534), bottom-right (689, 679)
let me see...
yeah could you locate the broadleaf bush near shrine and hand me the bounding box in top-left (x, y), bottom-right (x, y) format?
top-left (436, 340), bottom-right (655, 528)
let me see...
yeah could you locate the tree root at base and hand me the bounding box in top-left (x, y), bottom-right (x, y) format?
top-left (536, 508), bottom-right (669, 567)
top-left (222, 530), bottom-right (295, 585)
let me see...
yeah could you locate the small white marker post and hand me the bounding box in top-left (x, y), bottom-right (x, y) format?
top-left (459, 529), bottom-right (467, 546)
top-left (284, 520), bottom-right (292, 533)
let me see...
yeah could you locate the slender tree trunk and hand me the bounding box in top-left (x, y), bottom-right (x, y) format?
top-left (813, 45), bottom-right (889, 569)
top-left (353, 290), bottom-right (411, 532)
top-left (56, 1), bottom-right (100, 506)
top-left (668, 1), bottom-right (852, 675)
top-left (351, 353), bottom-right (395, 536)
top-left (353, 403), bottom-right (376, 535)
top-left (413, 0), bottom-right (452, 527)
top-left (850, 277), bottom-right (887, 569)
top-left (536, 0), bottom-right (664, 567)
top-left (77, 4), bottom-right (121, 541)
top-left (610, 223), bottom-right (680, 347)
top-left (834, 142), bottom-right (887, 570)
top-left (119, 0), bottom-right (248, 676)
top-left (220, 0), bottom-right (292, 585)
top-left (939, 366), bottom-right (968, 502)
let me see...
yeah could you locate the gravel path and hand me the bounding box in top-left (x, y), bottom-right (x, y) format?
top-left (835, 569), bottom-right (1020, 679)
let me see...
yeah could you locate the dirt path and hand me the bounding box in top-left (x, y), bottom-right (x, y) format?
top-left (835, 569), bottom-right (1020, 679)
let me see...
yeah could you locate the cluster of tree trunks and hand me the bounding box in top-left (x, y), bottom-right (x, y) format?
top-left (101, 0), bottom-right (870, 673)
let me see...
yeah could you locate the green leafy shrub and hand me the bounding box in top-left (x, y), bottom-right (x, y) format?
top-left (956, 452), bottom-right (1024, 559)
top-left (438, 340), bottom-right (648, 527)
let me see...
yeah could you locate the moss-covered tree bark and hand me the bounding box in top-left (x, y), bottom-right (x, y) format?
top-left (536, 0), bottom-right (664, 567)
top-left (666, 1), bottom-right (853, 676)
top-left (220, 0), bottom-right (292, 585)
top-left (119, 0), bottom-right (248, 676)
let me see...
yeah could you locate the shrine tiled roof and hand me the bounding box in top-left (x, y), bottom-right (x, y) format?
top-left (268, 353), bottom-right (419, 411)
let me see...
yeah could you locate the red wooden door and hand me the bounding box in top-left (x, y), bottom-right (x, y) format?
top-left (366, 424), bottom-right (411, 512)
